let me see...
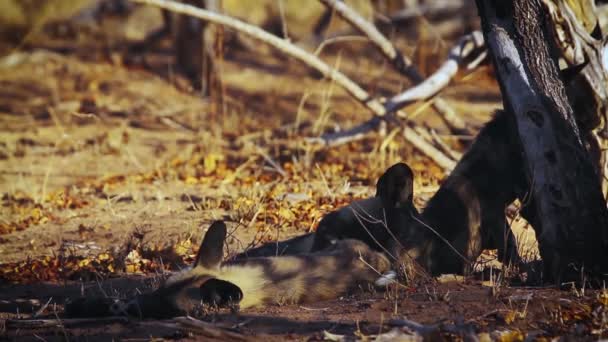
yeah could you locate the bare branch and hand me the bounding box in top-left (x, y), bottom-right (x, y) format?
top-left (318, 0), bottom-right (469, 134)
top-left (309, 116), bottom-right (386, 146)
top-left (130, 0), bottom-right (386, 116)
top-left (386, 31), bottom-right (486, 113)
top-left (318, 0), bottom-right (418, 80)
top-left (130, 0), bottom-right (456, 170)
top-left (403, 124), bottom-right (456, 171)
top-left (319, 31), bottom-right (487, 153)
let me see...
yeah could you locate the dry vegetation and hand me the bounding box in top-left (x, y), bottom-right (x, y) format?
top-left (0, 1), bottom-right (606, 340)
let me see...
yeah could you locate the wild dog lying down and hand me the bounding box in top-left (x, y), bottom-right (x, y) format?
top-left (312, 163), bottom-right (422, 271)
top-left (311, 155), bottom-right (522, 276)
top-left (66, 221), bottom-right (390, 318)
top-left (232, 163), bottom-right (421, 266)
top-left (230, 231), bottom-right (315, 260)
top-left (237, 156), bottom-right (522, 277)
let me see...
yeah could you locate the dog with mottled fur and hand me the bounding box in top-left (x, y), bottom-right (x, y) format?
top-left (66, 221), bottom-right (390, 318)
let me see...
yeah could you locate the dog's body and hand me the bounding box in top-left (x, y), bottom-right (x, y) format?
top-left (231, 163), bottom-right (420, 270)
top-left (406, 110), bottom-right (524, 275)
top-left (312, 163), bottom-right (418, 255)
top-left (230, 232), bottom-right (315, 260)
top-left (234, 156), bottom-right (522, 276)
top-left (66, 221), bottom-right (390, 318)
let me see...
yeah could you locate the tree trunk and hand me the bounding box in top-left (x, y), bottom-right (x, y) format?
top-left (175, 0), bottom-right (215, 95)
top-left (476, 0), bottom-right (608, 283)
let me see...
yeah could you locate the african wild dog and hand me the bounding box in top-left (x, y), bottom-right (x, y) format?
top-left (232, 158), bottom-right (521, 277)
top-left (231, 163), bottom-right (421, 270)
top-left (312, 163), bottom-right (420, 262)
top-left (232, 63), bottom-right (602, 278)
top-left (230, 231), bottom-right (315, 260)
top-left (400, 110), bottom-right (524, 276)
top-left (66, 221), bottom-right (390, 318)
top-left (308, 152), bottom-right (523, 277)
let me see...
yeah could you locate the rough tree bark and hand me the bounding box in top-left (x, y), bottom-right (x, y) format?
top-left (476, 0), bottom-right (608, 283)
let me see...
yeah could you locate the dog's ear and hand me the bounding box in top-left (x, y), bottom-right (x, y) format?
top-left (194, 221), bottom-right (227, 269)
top-left (200, 278), bottom-right (243, 306)
top-left (376, 163), bottom-right (414, 209)
top-left (560, 60), bottom-right (588, 84)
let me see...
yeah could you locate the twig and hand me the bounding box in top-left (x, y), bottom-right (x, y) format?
top-left (255, 145), bottom-right (287, 177)
top-left (131, 0), bottom-right (456, 170)
top-left (299, 306), bottom-right (329, 311)
top-left (403, 126), bottom-right (456, 171)
top-left (33, 298), bottom-right (53, 318)
top-left (385, 31), bottom-right (486, 113)
top-left (429, 128), bottom-right (463, 161)
top-left (387, 0), bottom-right (466, 24)
top-left (130, 0), bottom-right (386, 116)
top-left (5, 317), bottom-right (129, 329)
top-left (388, 318), bottom-right (439, 334)
top-left (318, 0), bottom-right (469, 134)
top-left (173, 316), bottom-right (248, 341)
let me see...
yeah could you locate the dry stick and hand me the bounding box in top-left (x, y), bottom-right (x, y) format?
top-left (320, 31), bottom-right (486, 151)
top-left (130, 0), bottom-right (455, 170)
top-left (5, 317), bottom-right (129, 329)
top-left (173, 316), bottom-right (248, 341)
top-left (387, 0), bottom-right (466, 24)
top-left (318, 0), bottom-right (468, 134)
top-left (131, 0), bottom-right (385, 116)
top-left (385, 31), bottom-right (487, 113)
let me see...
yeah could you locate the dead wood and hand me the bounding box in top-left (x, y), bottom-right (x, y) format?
top-left (317, 30), bottom-right (486, 152)
top-left (6, 317), bottom-right (248, 340)
top-left (5, 317), bottom-right (129, 329)
top-left (318, 0), bottom-right (469, 135)
top-left (171, 316), bottom-right (248, 341)
top-left (476, 0), bottom-right (608, 283)
top-left (384, 31), bottom-right (487, 114)
top-left (130, 0), bottom-right (456, 170)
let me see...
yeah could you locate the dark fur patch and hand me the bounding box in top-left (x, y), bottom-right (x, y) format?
top-left (312, 163), bottom-right (421, 262)
top-left (404, 110), bottom-right (524, 275)
top-left (200, 278), bottom-right (243, 306)
top-left (195, 220), bottom-right (226, 268)
top-left (231, 233), bottom-right (315, 260)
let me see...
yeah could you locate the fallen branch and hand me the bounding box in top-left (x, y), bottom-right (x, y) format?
top-left (130, 0), bottom-right (385, 115)
top-left (5, 317), bottom-right (129, 329)
top-left (309, 115), bottom-right (386, 146)
top-left (173, 316), bottom-right (248, 341)
top-left (131, 0), bottom-right (456, 170)
top-left (319, 31), bottom-right (486, 150)
top-left (318, 0), bottom-right (469, 134)
top-left (385, 31), bottom-right (486, 113)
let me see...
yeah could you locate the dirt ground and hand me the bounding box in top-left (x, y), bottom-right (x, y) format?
top-left (0, 2), bottom-right (606, 341)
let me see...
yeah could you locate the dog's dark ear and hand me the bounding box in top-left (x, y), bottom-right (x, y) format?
top-left (591, 21), bottom-right (602, 40)
top-left (560, 60), bottom-right (588, 84)
top-left (200, 278), bottom-right (243, 307)
top-left (376, 163), bottom-right (414, 209)
top-left (194, 221), bottom-right (227, 269)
